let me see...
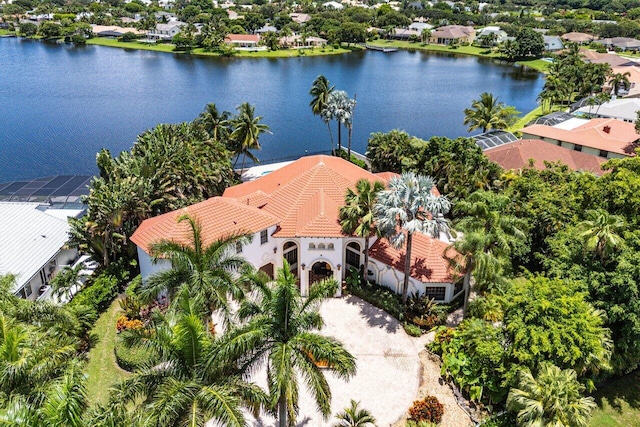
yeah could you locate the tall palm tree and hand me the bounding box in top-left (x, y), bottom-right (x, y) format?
top-left (230, 102), bottom-right (271, 171)
top-left (195, 102), bottom-right (231, 141)
top-left (110, 292), bottom-right (268, 427)
top-left (507, 363), bottom-right (596, 427)
top-left (310, 75), bottom-right (336, 152)
top-left (374, 172), bottom-right (451, 303)
top-left (463, 92), bottom-right (520, 133)
top-left (323, 90), bottom-right (356, 154)
top-left (420, 28), bottom-right (431, 45)
top-left (339, 179), bottom-right (386, 282)
top-left (578, 209), bottom-right (625, 261)
top-left (333, 400), bottom-right (377, 427)
top-left (214, 262), bottom-right (357, 427)
top-left (608, 71), bottom-right (631, 96)
top-left (142, 214), bottom-right (249, 324)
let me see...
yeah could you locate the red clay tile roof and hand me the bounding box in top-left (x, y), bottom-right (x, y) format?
top-left (369, 234), bottom-right (460, 283)
top-left (130, 197), bottom-right (278, 255)
top-left (485, 139), bottom-right (607, 174)
top-left (223, 155), bottom-right (394, 238)
top-left (521, 118), bottom-right (639, 156)
top-left (225, 34), bottom-right (260, 43)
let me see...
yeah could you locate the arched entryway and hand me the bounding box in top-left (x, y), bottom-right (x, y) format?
top-left (309, 261), bottom-right (333, 287)
top-left (345, 242), bottom-right (361, 275)
top-left (259, 263), bottom-right (274, 280)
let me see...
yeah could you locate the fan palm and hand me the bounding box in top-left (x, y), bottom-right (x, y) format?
top-left (463, 92), bottom-right (520, 133)
top-left (214, 262), bottom-right (357, 427)
top-left (142, 214), bottom-right (249, 324)
top-left (578, 209), bottom-right (625, 261)
top-left (323, 90), bottom-right (356, 154)
top-left (110, 292), bottom-right (267, 427)
top-left (374, 172), bottom-right (451, 303)
top-left (507, 363), bottom-right (596, 427)
top-left (333, 399), bottom-right (377, 427)
top-left (339, 179), bottom-right (386, 282)
top-left (230, 102), bottom-right (271, 171)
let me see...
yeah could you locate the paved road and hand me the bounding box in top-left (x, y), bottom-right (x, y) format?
top-left (249, 295), bottom-right (422, 427)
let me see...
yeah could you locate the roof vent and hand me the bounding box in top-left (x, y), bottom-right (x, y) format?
top-left (603, 125), bottom-right (611, 134)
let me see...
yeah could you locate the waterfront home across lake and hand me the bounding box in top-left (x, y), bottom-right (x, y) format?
top-left (225, 33), bottom-right (263, 50)
top-left (429, 25), bottom-right (475, 45)
top-left (131, 155), bottom-right (465, 303)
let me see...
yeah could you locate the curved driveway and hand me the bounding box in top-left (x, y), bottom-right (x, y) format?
top-left (250, 295), bottom-right (422, 427)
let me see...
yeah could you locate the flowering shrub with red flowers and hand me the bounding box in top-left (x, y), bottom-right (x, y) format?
top-left (408, 396), bottom-right (444, 424)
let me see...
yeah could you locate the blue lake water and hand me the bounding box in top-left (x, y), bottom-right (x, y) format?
top-left (0, 37), bottom-right (544, 182)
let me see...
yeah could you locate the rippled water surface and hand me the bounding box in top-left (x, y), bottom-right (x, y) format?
top-left (0, 38), bottom-right (544, 182)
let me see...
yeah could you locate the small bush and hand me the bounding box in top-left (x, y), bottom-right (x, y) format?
top-left (114, 337), bottom-right (156, 372)
top-left (408, 396), bottom-right (444, 424)
top-left (347, 281), bottom-right (405, 321)
top-left (70, 272), bottom-right (119, 312)
top-left (115, 315), bottom-right (144, 333)
top-left (404, 322), bottom-right (422, 337)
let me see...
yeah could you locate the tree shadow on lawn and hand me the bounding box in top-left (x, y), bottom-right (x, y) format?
top-left (343, 294), bottom-right (401, 334)
top-left (593, 369), bottom-right (640, 413)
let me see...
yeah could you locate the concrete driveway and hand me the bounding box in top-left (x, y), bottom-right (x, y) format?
top-left (249, 295), bottom-right (422, 427)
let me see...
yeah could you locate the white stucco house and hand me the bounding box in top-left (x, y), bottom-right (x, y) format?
top-left (0, 202), bottom-right (82, 301)
top-left (131, 156), bottom-right (465, 303)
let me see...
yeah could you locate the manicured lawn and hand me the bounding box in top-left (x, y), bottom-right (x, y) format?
top-left (590, 370), bottom-right (640, 427)
top-left (86, 38), bottom-right (354, 57)
top-left (85, 298), bottom-right (130, 406)
top-left (508, 104), bottom-right (564, 134)
top-left (516, 58), bottom-right (550, 73)
top-left (365, 39), bottom-right (500, 57)
top-left (0, 29), bottom-right (13, 36)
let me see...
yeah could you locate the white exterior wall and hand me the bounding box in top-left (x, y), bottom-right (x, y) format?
top-left (368, 258), bottom-right (457, 303)
top-left (137, 247), bottom-right (172, 281)
top-left (239, 225), bottom-right (280, 273)
top-left (299, 236), bottom-right (347, 297)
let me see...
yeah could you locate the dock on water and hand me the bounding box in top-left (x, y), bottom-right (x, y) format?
top-left (364, 44), bottom-right (398, 53)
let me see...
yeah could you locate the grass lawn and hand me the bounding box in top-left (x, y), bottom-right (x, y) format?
top-left (516, 58), bottom-right (550, 73)
top-left (85, 298), bottom-right (130, 406)
top-left (86, 37), bottom-right (354, 57)
top-left (591, 370), bottom-right (640, 427)
top-left (365, 39), bottom-right (500, 57)
top-left (508, 104), bottom-right (564, 134)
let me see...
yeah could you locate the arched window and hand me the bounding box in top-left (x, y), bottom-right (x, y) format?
top-left (318, 243), bottom-right (326, 250)
top-left (309, 243), bottom-right (316, 250)
top-left (327, 243), bottom-right (334, 250)
top-left (345, 242), bottom-right (361, 271)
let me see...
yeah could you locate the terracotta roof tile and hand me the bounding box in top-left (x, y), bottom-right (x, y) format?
top-left (369, 234), bottom-right (461, 283)
top-left (485, 139), bottom-right (607, 174)
top-left (521, 118), bottom-right (639, 156)
top-left (130, 197), bottom-right (278, 254)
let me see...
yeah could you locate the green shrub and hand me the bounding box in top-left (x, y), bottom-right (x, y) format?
top-left (408, 396), bottom-right (444, 424)
top-left (406, 292), bottom-right (447, 330)
top-left (114, 337), bottom-right (156, 372)
top-left (404, 322), bottom-right (422, 337)
top-left (119, 31), bottom-right (140, 42)
top-left (347, 281), bottom-right (405, 321)
top-left (70, 272), bottom-right (119, 312)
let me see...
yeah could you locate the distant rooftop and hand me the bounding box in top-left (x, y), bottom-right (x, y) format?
top-left (473, 130), bottom-right (519, 150)
top-left (0, 175), bottom-right (91, 208)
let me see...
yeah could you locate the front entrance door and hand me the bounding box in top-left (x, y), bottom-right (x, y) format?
top-left (309, 261), bottom-right (333, 287)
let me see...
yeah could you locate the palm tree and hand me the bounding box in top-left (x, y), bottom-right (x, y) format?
top-left (420, 28), bottom-right (431, 45)
top-left (110, 292), bottom-right (267, 427)
top-left (324, 90), bottom-right (356, 154)
top-left (374, 172), bottom-right (451, 303)
top-left (51, 262), bottom-right (86, 303)
top-left (310, 75), bottom-right (336, 151)
top-left (230, 102), bottom-right (271, 171)
top-left (578, 209), bottom-right (625, 261)
top-left (507, 363), bottom-right (596, 427)
top-left (339, 179), bottom-right (386, 282)
top-left (608, 71), bottom-right (631, 96)
top-left (214, 262), bottom-right (357, 427)
top-left (463, 92), bottom-right (520, 133)
top-left (142, 214), bottom-right (249, 324)
top-left (195, 102), bottom-right (231, 141)
top-left (333, 400), bottom-right (377, 427)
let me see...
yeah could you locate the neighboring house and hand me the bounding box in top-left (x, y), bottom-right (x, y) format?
top-left (476, 26), bottom-right (507, 43)
top-left (581, 49), bottom-right (638, 67)
top-left (561, 32), bottom-right (594, 44)
top-left (408, 22), bottom-right (433, 32)
top-left (227, 9), bottom-right (243, 20)
top-left (595, 37), bottom-right (640, 51)
top-left (429, 25), bottom-right (475, 45)
top-left (92, 25), bottom-right (144, 38)
top-left (609, 66), bottom-right (640, 97)
top-left (543, 35), bottom-right (564, 51)
top-left (256, 25), bottom-right (277, 34)
top-left (484, 139), bottom-right (607, 175)
top-left (147, 21), bottom-right (187, 41)
top-left (290, 12), bottom-right (311, 24)
top-left (131, 156), bottom-right (464, 303)
top-left (322, 1), bottom-right (344, 9)
top-left (0, 202), bottom-right (83, 301)
top-left (574, 98), bottom-right (640, 122)
top-left (521, 118), bottom-right (640, 159)
top-left (279, 34), bottom-right (327, 48)
top-left (224, 33), bottom-right (263, 50)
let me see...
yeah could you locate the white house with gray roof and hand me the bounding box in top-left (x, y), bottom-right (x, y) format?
top-left (0, 203), bottom-right (82, 301)
top-left (574, 98), bottom-right (640, 123)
